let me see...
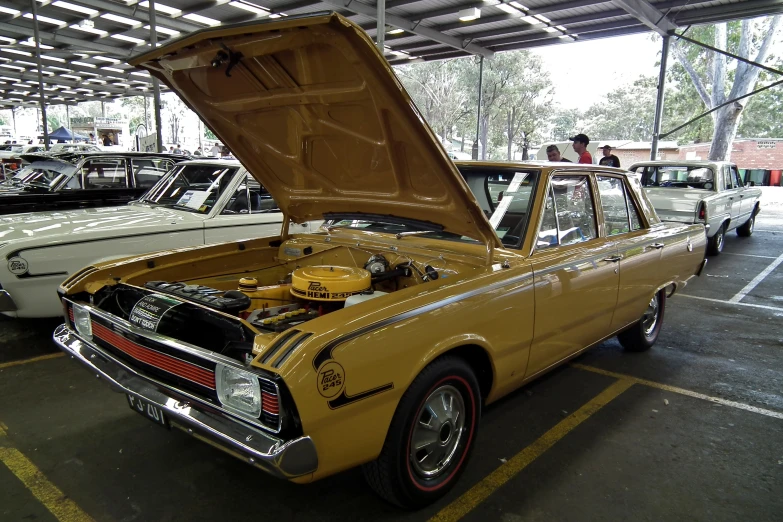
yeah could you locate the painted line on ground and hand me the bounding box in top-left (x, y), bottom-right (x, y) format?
top-left (428, 379), bottom-right (634, 522)
top-left (677, 294), bottom-right (783, 312)
top-left (729, 252), bottom-right (783, 303)
top-left (572, 364), bottom-right (783, 420)
top-left (0, 352), bottom-right (64, 370)
top-left (722, 252), bottom-right (778, 259)
top-left (752, 230), bottom-right (781, 233)
top-left (0, 423), bottom-right (95, 522)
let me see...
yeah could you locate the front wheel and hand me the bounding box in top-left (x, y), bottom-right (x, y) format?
top-left (707, 224), bottom-right (725, 255)
top-left (362, 356), bottom-right (480, 509)
top-left (736, 214), bottom-right (754, 237)
top-left (618, 289), bottom-right (666, 352)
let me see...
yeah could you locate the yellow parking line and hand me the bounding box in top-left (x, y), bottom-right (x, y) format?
top-left (0, 423), bottom-right (95, 522)
top-left (0, 352), bottom-right (64, 370)
top-left (429, 378), bottom-right (634, 522)
top-left (572, 364), bottom-right (783, 420)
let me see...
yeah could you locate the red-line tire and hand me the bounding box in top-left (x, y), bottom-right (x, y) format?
top-left (362, 356), bottom-right (480, 509)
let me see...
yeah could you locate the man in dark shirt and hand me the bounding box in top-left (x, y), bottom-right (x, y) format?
top-left (546, 144), bottom-right (571, 162)
top-left (599, 145), bottom-right (621, 168)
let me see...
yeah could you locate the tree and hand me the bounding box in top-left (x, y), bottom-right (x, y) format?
top-left (121, 96), bottom-right (150, 135)
top-left (582, 76), bottom-right (659, 141)
top-left (670, 16), bottom-right (782, 160)
top-left (550, 108), bottom-right (582, 142)
top-left (396, 59), bottom-right (473, 144)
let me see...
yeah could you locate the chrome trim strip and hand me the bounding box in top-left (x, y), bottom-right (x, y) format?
top-left (0, 290), bottom-right (17, 312)
top-left (53, 324), bottom-right (317, 479)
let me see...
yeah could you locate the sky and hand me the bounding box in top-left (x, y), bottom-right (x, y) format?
top-left (530, 33), bottom-right (664, 110)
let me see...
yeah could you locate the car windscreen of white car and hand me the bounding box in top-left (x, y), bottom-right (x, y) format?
top-left (640, 166), bottom-right (715, 190)
top-left (15, 161), bottom-right (78, 189)
top-left (138, 163), bottom-right (238, 214)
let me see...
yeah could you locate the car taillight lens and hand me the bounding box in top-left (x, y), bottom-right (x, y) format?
top-left (698, 203), bottom-right (706, 221)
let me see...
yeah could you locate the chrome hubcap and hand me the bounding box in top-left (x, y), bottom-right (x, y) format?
top-left (716, 230), bottom-right (724, 250)
top-left (410, 384), bottom-right (465, 478)
top-left (749, 217), bottom-right (754, 232)
top-left (642, 295), bottom-right (659, 337)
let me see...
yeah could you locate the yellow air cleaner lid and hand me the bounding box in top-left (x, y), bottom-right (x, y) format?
top-left (291, 266), bottom-right (371, 301)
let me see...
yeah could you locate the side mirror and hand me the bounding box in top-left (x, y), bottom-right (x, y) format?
top-left (746, 181), bottom-right (755, 187)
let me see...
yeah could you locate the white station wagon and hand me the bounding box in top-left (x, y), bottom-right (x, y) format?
top-left (0, 159), bottom-right (319, 318)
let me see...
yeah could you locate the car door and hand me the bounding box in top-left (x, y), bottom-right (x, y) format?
top-left (729, 165), bottom-right (750, 220)
top-left (595, 175), bottom-right (664, 331)
top-left (527, 173), bottom-right (620, 376)
top-left (722, 165), bottom-right (742, 227)
top-left (203, 173), bottom-right (289, 243)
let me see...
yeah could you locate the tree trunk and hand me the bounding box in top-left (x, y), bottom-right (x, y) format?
top-left (11, 108), bottom-right (16, 136)
top-left (480, 116), bottom-right (489, 160)
top-left (708, 104), bottom-right (742, 160)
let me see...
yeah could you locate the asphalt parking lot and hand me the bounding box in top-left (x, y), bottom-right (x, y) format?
top-left (1, 196), bottom-right (781, 522)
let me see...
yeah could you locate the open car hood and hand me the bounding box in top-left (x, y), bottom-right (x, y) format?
top-left (130, 12), bottom-right (499, 247)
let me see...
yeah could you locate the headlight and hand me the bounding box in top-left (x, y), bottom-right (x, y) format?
top-left (72, 304), bottom-right (92, 340)
top-left (215, 364), bottom-right (262, 417)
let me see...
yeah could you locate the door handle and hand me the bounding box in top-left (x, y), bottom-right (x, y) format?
top-left (740, 195), bottom-right (744, 198)
top-left (649, 242), bottom-right (665, 249)
top-left (728, 197), bottom-right (734, 200)
top-left (603, 255), bottom-right (623, 263)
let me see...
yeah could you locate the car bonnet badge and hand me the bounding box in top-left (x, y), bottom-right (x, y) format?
top-left (7, 256), bottom-right (29, 275)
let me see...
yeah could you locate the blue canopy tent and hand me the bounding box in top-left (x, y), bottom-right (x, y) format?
top-left (47, 126), bottom-right (89, 142)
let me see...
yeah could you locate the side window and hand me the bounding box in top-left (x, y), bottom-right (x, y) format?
top-left (597, 176), bottom-right (643, 234)
top-left (132, 159), bottom-right (174, 189)
top-left (81, 159), bottom-right (128, 189)
top-left (222, 174), bottom-right (279, 215)
top-left (723, 166), bottom-right (735, 189)
top-left (731, 166), bottom-right (743, 188)
top-left (536, 175), bottom-right (597, 248)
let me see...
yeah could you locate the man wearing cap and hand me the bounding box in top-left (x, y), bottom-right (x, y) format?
top-left (599, 145), bottom-right (621, 168)
top-left (569, 133), bottom-right (592, 164)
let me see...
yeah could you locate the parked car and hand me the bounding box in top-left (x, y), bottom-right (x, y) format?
top-left (0, 151), bottom-right (190, 215)
top-left (53, 13), bottom-right (707, 509)
top-left (0, 159), bottom-right (319, 319)
top-left (629, 160), bottom-right (761, 255)
top-left (48, 143), bottom-right (103, 154)
top-left (0, 144), bottom-right (48, 178)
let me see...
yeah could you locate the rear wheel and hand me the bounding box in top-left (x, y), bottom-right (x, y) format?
top-left (707, 224), bottom-right (725, 255)
top-left (618, 290), bottom-right (665, 352)
top-left (362, 356), bottom-right (480, 509)
top-left (736, 214), bottom-right (755, 237)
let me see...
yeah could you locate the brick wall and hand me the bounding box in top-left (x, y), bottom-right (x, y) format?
top-left (677, 140), bottom-right (783, 170)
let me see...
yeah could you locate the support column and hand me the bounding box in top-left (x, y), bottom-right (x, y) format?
top-left (472, 56), bottom-right (484, 160)
top-left (376, 0), bottom-right (385, 53)
top-left (651, 35), bottom-right (670, 161)
top-left (30, 0), bottom-right (49, 150)
top-left (149, 0), bottom-right (164, 153)
top-left (66, 104), bottom-right (72, 143)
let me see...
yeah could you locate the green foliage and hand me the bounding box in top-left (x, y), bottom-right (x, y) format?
top-left (550, 108), bottom-right (581, 141)
top-left (583, 76), bottom-right (658, 141)
top-left (46, 114), bottom-right (60, 132)
top-left (204, 127), bottom-right (217, 140)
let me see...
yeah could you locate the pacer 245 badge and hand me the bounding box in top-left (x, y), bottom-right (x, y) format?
top-left (317, 361), bottom-right (345, 399)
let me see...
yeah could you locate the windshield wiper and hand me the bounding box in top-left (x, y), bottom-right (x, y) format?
top-left (395, 230), bottom-right (433, 239)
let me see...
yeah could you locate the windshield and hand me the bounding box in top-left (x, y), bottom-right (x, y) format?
top-left (139, 163), bottom-right (239, 214)
top-left (14, 161), bottom-right (77, 189)
top-left (326, 168), bottom-right (541, 247)
top-left (635, 165), bottom-right (715, 190)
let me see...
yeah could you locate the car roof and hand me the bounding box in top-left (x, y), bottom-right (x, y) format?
top-left (454, 160), bottom-right (633, 176)
top-left (629, 160), bottom-right (732, 168)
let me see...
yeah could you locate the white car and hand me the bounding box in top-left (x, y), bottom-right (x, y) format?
top-left (0, 159), bottom-right (320, 318)
top-left (629, 160), bottom-right (761, 255)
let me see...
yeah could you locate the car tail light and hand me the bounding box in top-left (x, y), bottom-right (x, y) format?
top-left (697, 203), bottom-right (706, 221)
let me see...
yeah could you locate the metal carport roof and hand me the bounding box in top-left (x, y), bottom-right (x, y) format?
top-left (0, 0), bottom-right (781, 108)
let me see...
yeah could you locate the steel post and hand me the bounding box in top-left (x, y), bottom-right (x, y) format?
top-left (651, 35), bottom-right (670, 161)
top-left (473, 56), bottom-right (484, 160)
top-left (30, 0), bottom-right (49, 150)
top-left (149, 0), bottom-right (164, 153)
top-left (376, 0), bottom-right (385, 53)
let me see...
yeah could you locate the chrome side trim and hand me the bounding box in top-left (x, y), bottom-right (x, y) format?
top-left (53, 324), bottom-right (317, 479)
top-left (0, 290), bottom-right (17, 312)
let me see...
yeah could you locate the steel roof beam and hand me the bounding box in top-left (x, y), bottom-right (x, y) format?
top-left (0, 69), bottom-right (151, 96)
top-left (671, 0), bottom-right (783, 24)
top-left (318, 0), bottom-right (494, 57)
top-left (0, 20), bottom-right (136, 56)
top-left (611, 0), bottom-right (677, 36)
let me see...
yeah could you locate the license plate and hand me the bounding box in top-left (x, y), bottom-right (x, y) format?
top-left (127, 394), bottom-right (169, 428)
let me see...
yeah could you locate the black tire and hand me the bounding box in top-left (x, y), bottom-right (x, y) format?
top-left (362, 356), bottom-right (481, 509)
top-left (707, 224), bottom-right (725, 256)
top-left (736, 213), bottom-right (755, 237)
top-left (618, 289), bottom-right (666, 352)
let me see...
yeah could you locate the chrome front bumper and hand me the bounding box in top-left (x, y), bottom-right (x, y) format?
top-left (53, 324), bottom-right (318, 480)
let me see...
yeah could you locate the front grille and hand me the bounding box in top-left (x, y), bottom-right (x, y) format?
top-left (93, 322), bottom-right (216, 389)
top-left (65, 302), bottom-right (283, 433)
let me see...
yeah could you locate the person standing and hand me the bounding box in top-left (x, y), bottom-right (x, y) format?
top-left (569, 134), bottom-right (592, 164)
top-left (598, 145), bottom-right (621, 168)
top-left (210, 142), bottom-right (221, 157)
top-left (546, 144), bottom-right (571, 162)
top-left (173, 144), bottom-right (183, 154)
